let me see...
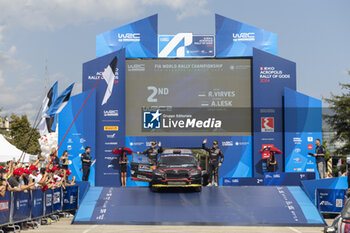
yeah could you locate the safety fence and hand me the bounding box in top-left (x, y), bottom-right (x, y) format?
top-left (0, 185), bottom-right (79, 228)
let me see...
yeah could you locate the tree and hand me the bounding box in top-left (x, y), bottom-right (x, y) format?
top-left (8, 114), bottom-right (40, 155)
top-left (324, 83), bottom-right (350, 157)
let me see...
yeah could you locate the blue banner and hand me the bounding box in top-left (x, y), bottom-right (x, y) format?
top-left (223, 177), bottom-right (264, 186)
top-left (317, 189), bottom-right (345, 213)
top-left (12, 191), bottom-right (31, 222)
top-left (284, 88), bottom-right (322, 177)
top-left (252, 48), bottom-right (296, 177)
top-left (264, 172), bottom-right (315, 186)
top-left (301, 177), bottom-right (348, 203)
top-left (31, 190), bottom-right (44, 219)
top-left (63, 186), bottom-right (79, 211)
top-left (44, 189), bottom-right (53, 216)
top-left (58, 90), bottom-right (96, 185)
top-left (158, 34), bottom-right (215, 57)
top-left (83, 49), bottom-right (126, 186)
top-left (53, 188), bottom-right (62, 212)
top-left (215, 14), bottom-right (277, 57)
top-left (96, 14), bottom-right (157, 58)
top-left (0, 192), bottom-right (10, 225)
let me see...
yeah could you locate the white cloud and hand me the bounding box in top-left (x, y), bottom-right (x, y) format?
top-left (0, 25), bottom-right (5, 42)
top-left (0, 0), bottom-right (210, 122)
top-left (0, 0), bottom-right (209, 30)
top-left (0, 46), bottom-right (26, 70)
top-left (143, 0), bottom-right (209, 19)
top-left (0, 71), bottom-right (4, 86)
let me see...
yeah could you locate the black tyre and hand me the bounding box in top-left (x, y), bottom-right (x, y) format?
top-left (195, 186), bottom-right (202, 192)
top-left (151, 186), bottom-right (158, 192)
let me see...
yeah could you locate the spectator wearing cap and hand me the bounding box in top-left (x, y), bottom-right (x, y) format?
top-left (63, 169), bottom-right (76, 187)
top-left (7, 168), bottom-right (34, 191)
top-left (29, 165), bottom-right (42, 188)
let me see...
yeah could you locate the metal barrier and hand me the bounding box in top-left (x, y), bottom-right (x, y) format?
top-left (0, 185), bottom-right (79, 230)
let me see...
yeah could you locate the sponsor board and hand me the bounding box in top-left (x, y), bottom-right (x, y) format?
top-left (104, 110), bottom-right (119, 117)
top-left (104, 126), bottom-right (119, 131)
top-left (293, 137), bottom-right (302, 144)
top-left (259, 66), bottom-right (291, 83)
top-left (222, 141), bottom-right (233, 146)
top-left (158, 34), bottom-right (215, 58)
top-left (0, 200), bottom-right (9, 212)
top-left (261, 117), bottom-right (274, 132)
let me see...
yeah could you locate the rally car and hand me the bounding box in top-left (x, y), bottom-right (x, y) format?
top-left (131, 149), bottom-right (203, 192)
top-left (324, 197), bottom-right (350, 233)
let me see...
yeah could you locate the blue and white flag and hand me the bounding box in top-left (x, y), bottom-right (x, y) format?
top-left (46, 83), bottom-right (74, 116)
top-left (101, 56), bottom-right (117, 105)
top-left (38, 81), bottom-right (58, 136)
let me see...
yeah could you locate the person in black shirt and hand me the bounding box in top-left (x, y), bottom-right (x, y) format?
top-left (119, 149), bottom-right (129, 187)
top-left (202, 139), bottom-right (224, 186)
top-left (267, 151), bottom-right (277, 172)
top-left (137, 141), bottom-right (163, 165)
top-left (81, 146), bottom-right (92, 182)
top-left (313, 139), bottom-right (325, 179)
top-left (48, 148), bottom-right (60, 166)
top-left (60, 150), bottom-right (69, 170)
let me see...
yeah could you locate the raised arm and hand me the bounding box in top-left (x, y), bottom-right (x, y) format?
top-left (202, 139), bottom-right (210, 152)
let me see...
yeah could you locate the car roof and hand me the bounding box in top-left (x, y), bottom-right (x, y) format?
top-left (160, 154), bottom-right (193, 157)
top-left (162, 149), bottom-right (193, 155)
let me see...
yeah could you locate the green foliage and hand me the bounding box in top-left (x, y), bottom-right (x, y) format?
top-left (324, 83), bottom-right (350, 157)
top-left (323, 140), bottom-right (331, 161)
top-left (8, 114), bottom-right (40, 155)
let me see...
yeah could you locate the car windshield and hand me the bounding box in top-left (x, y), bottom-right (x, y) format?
top-left (158, 155), bottom-right (196, 167)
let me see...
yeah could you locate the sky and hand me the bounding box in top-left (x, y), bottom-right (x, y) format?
top-left (0, 0), bottom-right (349, 123)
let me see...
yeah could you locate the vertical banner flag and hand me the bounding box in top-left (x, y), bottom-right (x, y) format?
top-left (101, 57), bottom-right (117, 105)
top-left (46, 83), bottom-right (74, 116)
top-left (215, 14), bottom-right (277, 57)
top-left (83, 49), bottom-right (126, 187)
top-left (252, 48), bottom-right (296, 177)
top-left (96, 14), bottom-right (158, 58)
top-left (284, 88), bottom-right (322, 177)
top-left (58, 90), bottom-right (96, 185)
top-left (38, 81), bottom-right (58, 136)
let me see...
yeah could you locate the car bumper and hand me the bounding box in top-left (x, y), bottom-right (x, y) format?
top-left (152, 184), bottom-right (202, 188)
top-left (151, 176), bottom-right (202, 187)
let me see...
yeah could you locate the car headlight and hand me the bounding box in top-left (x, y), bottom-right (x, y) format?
top-left (189, 170), bottom-right (201, 176)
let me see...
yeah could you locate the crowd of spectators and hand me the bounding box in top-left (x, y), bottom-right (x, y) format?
top-left (0, 148), bottom-right (76, 196)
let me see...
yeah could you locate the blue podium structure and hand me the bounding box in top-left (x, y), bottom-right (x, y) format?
top-left (61, 13), bottom-right (328, 227)
top-left (73, 186), bottom-right (324, 226)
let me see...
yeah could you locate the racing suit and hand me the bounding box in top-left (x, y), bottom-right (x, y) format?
top-left (141, 146), bottom-right (163, 165)
top-left (202, 143), bottom-right (224, 185)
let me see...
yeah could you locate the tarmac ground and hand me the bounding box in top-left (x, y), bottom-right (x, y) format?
top-left (18, 216), bottom-right (333, 233)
